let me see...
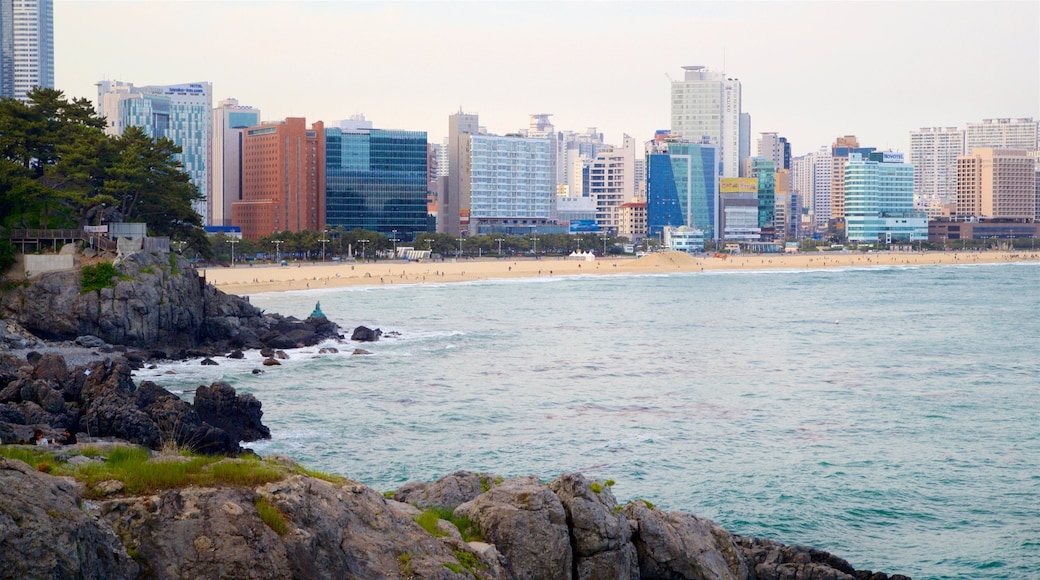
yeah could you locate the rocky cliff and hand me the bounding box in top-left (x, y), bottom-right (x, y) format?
top-left (0, 458), bottom-right (910, 580)
top-left (0, 251), bottom-right (341, 355)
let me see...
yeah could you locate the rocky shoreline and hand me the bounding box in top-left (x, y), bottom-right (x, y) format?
top-left (0, 251), bottom-right (912, 579)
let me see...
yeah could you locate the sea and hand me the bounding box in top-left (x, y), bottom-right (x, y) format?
top-left (135, 261), bottom-right (1040, 580)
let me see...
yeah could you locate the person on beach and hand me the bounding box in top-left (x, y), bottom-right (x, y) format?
top-left (60, 429), bottom-right (76, 445)
top-left (33, 429), bottom-right (49, 446)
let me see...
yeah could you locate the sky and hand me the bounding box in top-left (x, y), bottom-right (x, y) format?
top-left (56, 1), bottom-right (1039, 156)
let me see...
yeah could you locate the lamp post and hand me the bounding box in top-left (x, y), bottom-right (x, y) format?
top-left (273, 240), bottom-right (283, 263)
top-left (532, 234), bottom-right (539, 258)
top-left (457, 237), bottom-right (463, 259)
top-left (359, 239), bottom-right (369, 261)
top-left (391, 229), bottom-right (398, 259)
top-left (228, 238), bottom-right (239, 266)
top-left (495, 237), bottom-right (504, 256)
top-left (320, 230), bottom-right (330, 261)
top-left (601, 232), bottom-right (608, 256)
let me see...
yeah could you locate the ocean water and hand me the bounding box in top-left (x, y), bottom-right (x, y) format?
top-left (137, 262), bottom-right (1040, 579)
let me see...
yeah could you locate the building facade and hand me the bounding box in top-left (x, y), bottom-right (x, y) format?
top-left (325, 126), bottom-right (429, 241)
top-left (744, 157), bottom-right (776, 235)
top-left (0, 0), bottom-right (52, 100)
top-left (211, 98), bottom-right (260, 227)
top-left (97, 80), bottom-right (213, 222)
top-left (965, 118), bottom-right (1039, 152)
top-left (909, 127), bottom-right (964, 219)
top-left (588, 135), bottom-right (640, 234)
top-left (646, 137), bottom-right (718, 240)
top-left (955, 148), bottom-right (1037, 220)
top-left (670, 65), bottom-right (747, 177)
top-left (232, 118), bottom-right (325, 241)
top-left (830, 136), bottom-right (875, 224)
top-left (719, 178), bottom-right (760, 242)
top-left (845, 152), bottom-right (927, 243)
top-left (439, 110), bottom-right (480, 236)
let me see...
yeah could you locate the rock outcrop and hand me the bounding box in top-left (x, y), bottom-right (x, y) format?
top-left (0, 458), bottom-right (911, 580)
top-left (0, 354), bottom-right (268, 454)
top-left (0, 252), bottom-right (342, 356)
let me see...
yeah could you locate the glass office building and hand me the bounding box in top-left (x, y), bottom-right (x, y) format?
top-left (845, 152), bottom-right (927, 243)
top-left (325, 127), bottom-right (429, 240)
top-left (646, 141), bottom-right (718, 239)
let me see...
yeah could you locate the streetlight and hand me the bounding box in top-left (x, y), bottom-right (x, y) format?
top-left (228, 238), bottom-right (239, 266)
top-left (359, 239), bottom-right (369, 261)
top-left (601, 232), bottom-right (608, 256)
top-left (320, 230), bottom-right (330, 261)
top-left (457, 237), bottom-right (463, 259)
top-left (495, 237), bottom-right (505, 256)
top-left (532, 234), bottom-right (539, 258)
top-left (273, 240), bottom-right (283, 263)
top-left (391, 229), bottom-right (398, 259)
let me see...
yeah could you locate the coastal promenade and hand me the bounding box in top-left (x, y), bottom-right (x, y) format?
top-left (201, 250), bottom-right (1040, 295)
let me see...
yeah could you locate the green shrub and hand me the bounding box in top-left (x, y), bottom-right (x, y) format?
top-left (590, 481), bottom-right (603, 493)
top-left (453, 549), bottom-right (486, 573)
top-left (0, 239), bottom-right (15, 273)
top-left (414, 508), bottom-right (449, 537)
top-left (605, 479), bottom-right (615, 487)
top-left (255, 497), bottom-right (288, 535)
top-left (413, 507), bottom-right (482, 542)
top-left (80, 262), bottom-right (119, 293)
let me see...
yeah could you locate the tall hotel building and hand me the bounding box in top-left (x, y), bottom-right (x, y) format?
top-left (670, 65), bottom-right (749, 178)
top-left (97, 80), bottom-right (213, 222)
top-left (441, 111), bottom-right (554, 236)
top-left (0, 0), bottom-right (53, 100)
top-left (211, 98), bottom-right (260, 226)
top-left (909, 127), bottom-right (964, 218)
top-left (965, 118), bottom-right (1039, 152)
top-left (232, 118), bottom-right (325, 241)
top-left (955, 148), bottom-right (1036, 220)
top-left (325, 124), bottom-right (428, 240)
top-left (830, 136), bottom-right (875, 223)
top-left (645, 135), bottom-right (718, 240)
top-left (845, 152), bottom-right (927, 243)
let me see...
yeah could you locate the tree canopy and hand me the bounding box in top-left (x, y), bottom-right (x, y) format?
top-left (0, 88), bottom-right (209, 255)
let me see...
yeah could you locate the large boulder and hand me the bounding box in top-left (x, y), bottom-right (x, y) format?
top-left (455, 476), bottom-right (572, 580)
top-left (350, 325), bottom-right (382, 342)
top-left (392, 470), bottom-right (499, 511)
top-left (0, 457), bottom-right (139, 579)
top-left (549, 473), bottom-right (639, 579)
top-left (193, 381), bottom-right (271, 443)
top-left (623, 500), bottom-right (750, 580)
top-left (733, 535), bottom-right (887, 580)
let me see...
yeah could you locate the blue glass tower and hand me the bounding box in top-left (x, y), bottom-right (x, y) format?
top-left (646, 141), bottom-right (718, 239)
top-left (325, 127), bottom-right (429, 240)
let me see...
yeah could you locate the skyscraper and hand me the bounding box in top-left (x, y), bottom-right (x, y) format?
top-left (845, 152), bottom-right (926, 244)
top-left (325, 126), bottom-right (429, 240)
top-left (909, 127), bottom-right (964, 219)
top-left (211, 98), bottom-right (260, 226)
top-left (0, 0), bottom-right (52, 100)
top-left (232, 117), bottom-right (325, 241)
top-left (97, 80), bottom-right (213, 222)
top-left (670, 65), bottom-right (747, 178)
top-left (645, 136), bottom-right (718, 240)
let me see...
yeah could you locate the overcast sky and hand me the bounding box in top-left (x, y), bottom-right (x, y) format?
top-left (56, 1), bottom-right (1038, 156)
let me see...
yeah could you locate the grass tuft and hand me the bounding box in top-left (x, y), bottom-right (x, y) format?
top-left (590, 481), bottom-right (603, 493)
top-left (255, 496), bottom-right (289, 535)
top-left (413, 507), bottom-right (482, 542)
top-left (80, 262), bottom-right (120, 293)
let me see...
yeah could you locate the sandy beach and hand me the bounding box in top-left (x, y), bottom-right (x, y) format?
top-left (200, 250), bottom-right (1040, 295)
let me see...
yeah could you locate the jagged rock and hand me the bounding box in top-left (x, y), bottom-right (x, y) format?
top-left (318, 347), bottom-right (338, 354)
top-left (262, 358), bottom-right (281, 366)
top-left (393, 470), bottom-right (500, 511)
top-left (550, 473), bottom-right (639, 579)
top-left (455, 476), bottom-right (571, 580)
top-left (274, 350), bottom-right (289, 360)
top-left (194, 382), bottom-right (270, 443)
top-left (624, 500), bottom-right (750, 580)
top-left (227, 349), bottom-right (244, 359)
top-left (734, 535), bottom-right (866, 580)
top-left (200, 357), bottom-right (219, 366)
top-left (251, 368), bottom-right (264, 375)
top-left (32, 353), bottom-right (69, 383)
top-left (351, 325), bottom-right (382, 342)
top-left (0, 457), bottom-right (139, 578)
top-left (260, 348), bottom-right (274, 358)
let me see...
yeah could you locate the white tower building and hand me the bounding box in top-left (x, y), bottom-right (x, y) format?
top-left (670, 65), bottom-right (746, 178)
top-left (909, 127), bottom-right (964, 218)
top-left (966, 118), bottom-right (1038, 153)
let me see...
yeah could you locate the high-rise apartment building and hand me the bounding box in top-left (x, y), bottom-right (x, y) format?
top-left (909, 127), bottom-right (964, 219)
top-left (645, 136), bottom-right (718, 240)
top-left (589, 135), bottom-right (640, 234)
top-left (830, 136), bottom-right (875, 223)
top-left (0, 0), bottom-right (52, 100)
top-left (791, 152), bottom-right (814, 234)
top-left (845, 152), bottom-right (926, 243)
top-left (440, 110), bottom-right (480, 236)
top-left (211, 98), bottom-right (260, 226)
top-left (97, 80), bottom-right (213, 222)
top-left (757, 132), bottom-right (791, 171)
top-left (670, 65), bottom-right (748, 178)
top-left (955, 148), bottom-right (1037, 220)
top-left (325, 126), bottom-right (428, 241)
top-left (966, 118), bottom-right (1039, 153)
top-left (232, 117), bottom-right (325, 241)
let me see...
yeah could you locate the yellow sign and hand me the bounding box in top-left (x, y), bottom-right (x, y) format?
top-left (720, 177), bottom-right (757, 193)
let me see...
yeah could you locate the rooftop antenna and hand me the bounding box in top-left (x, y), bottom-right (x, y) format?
top-left (665, 73), bottom-right (673, 82)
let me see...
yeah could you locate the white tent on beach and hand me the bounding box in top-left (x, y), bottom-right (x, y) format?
top-left (567, 250), bottom-right (596, 262)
